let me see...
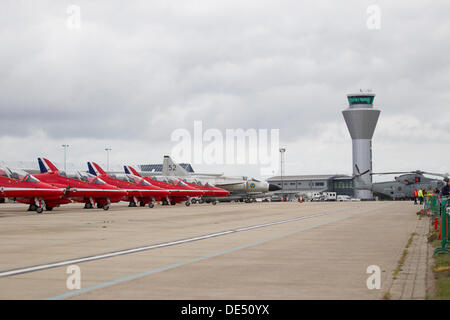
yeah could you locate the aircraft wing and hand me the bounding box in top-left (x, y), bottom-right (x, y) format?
top-left (191, 173), bottom-right (224, 177)
top-left (214, 182), bottom-right (246, 187)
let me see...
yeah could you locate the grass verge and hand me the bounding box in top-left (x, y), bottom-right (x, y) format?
top-left (428, 212), bottom-right (450, 300)
top-left (432, 234), bottom-right (450, 299)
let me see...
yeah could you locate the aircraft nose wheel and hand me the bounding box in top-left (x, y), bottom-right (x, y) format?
top-left (149, 202), bottom-right (154, 208)
top-left (103, 205), bottom-right (109, 211)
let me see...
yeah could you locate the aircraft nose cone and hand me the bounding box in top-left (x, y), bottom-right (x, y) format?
top-left (268, 183), bottom-right (281, 191)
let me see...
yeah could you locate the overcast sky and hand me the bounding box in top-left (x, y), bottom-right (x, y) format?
top-left (1, 0), bottom-right (449, 180)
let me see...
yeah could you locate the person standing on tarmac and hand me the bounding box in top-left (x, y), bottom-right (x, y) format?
top-left (413, 188), bottom-right (419, 204)
top-left (440, 178), bottom-right (450, 197)
top-left (418, 188), bottom-right (424, 205)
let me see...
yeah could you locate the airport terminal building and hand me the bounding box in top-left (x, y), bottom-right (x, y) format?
top-left (267, 174), bottom-right (354, 200)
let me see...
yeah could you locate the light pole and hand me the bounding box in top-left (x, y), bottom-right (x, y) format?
top-left (279, 148), bottom-right (286, 199)
top-left (105, 148), bottom-right (112, 172)
top-left (62, 144), bottom-right (69, 172)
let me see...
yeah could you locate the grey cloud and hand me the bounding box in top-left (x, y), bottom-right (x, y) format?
top-left (0, 0), bottom-right (449, 169)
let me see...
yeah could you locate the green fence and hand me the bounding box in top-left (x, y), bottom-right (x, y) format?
top-left (434, 197), bottom-right (450, 255)
top-left (424, 195), bottom-right (441, 217)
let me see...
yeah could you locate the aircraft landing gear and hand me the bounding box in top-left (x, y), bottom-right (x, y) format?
top-left (140, 201), bottom-right (145, 207)
top-left (170, 200), bottom-right (176, 205)
top-left (28, 204), bottom-right (37, 211)
top-left (36, 206), bottom-right (44, 214)
top-left (84, 203), bottom-right (93, 209)
top-left (45, 205), bottom-right (53, 211)
top-left (162, 200), bottom-right (169, 205)
top-left (212, 200), bottom-right (217, 205)
top-left (149, 202), bottom-right (154, 208)
top-left (103, 205), bottom-right (110, 211)
top-left (129, 201), bottom-right (137, 207)
top-left (185, 201), bottom-right (191, 206)
top-left (191, 198), bottom-right (197, 204)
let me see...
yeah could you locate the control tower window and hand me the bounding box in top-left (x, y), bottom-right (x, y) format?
top-left (348, 96), bottom-right (374, 105)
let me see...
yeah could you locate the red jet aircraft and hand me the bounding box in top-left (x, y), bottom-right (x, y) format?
top-left (0, 167), bottom-right (65, 213)
top-left (35, 158), bottom-right (127, 211)
top-left (124, 165), bottom-right (203, 206)
top-left (88, 162), bottom-right (169, 208)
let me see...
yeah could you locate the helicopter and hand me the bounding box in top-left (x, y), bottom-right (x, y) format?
top-left (355, 168), bottom-right (448, 200)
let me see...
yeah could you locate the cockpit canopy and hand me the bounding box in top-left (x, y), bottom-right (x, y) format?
top-left (117, 174), bottom-right (150, 186)
top-left (23, 175), bottom-right (40, 183)
top-left (187, 179), bottom-right (203, 186)
top-left (139, 178), bottom-right (151, 186)
top-left (152, 176), bottom-right (175, 185)
top-left (74, 171), bottom-right (107, 185)
top-left (0, 167), bottom-right (40, 183)
top-left (0, 168), bottom-right (10, 178)
top-left (177, 180), bottom-right (188, 187)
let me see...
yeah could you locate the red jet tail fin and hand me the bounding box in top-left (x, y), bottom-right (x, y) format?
top-left (127, 166), bottom-right (141, 177)
top-left (43, 158), bottom-right (59, 172)
top-left (91, 162), bottom-right (107, 175)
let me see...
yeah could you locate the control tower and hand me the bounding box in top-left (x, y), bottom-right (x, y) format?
top-left (342, 92), bottom-right (380, 200)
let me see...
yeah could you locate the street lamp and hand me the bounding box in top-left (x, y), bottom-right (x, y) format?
top-left (105, 148), bottom-right (112, 172)
top-left (279, 148), bottom-right (286, 197)
top-left (62, 144), bottom-right (69, 172)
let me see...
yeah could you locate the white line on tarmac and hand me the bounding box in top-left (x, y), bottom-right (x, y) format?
top-left (0, 205), bottom-right (363, 278)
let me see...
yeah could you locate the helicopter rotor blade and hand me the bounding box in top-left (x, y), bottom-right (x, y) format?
top-left (355, 169), bottom-right (370, 177)
top-left (371, 171), bottom-right (421, 176)
top-left (352, 165), bottom-right (370, 178)
top-left (370, 170), bottom-right (449, 180)
top-left (360, 169), bottom-right (370, 176)
top-left (419, 171), bottom-right (450, 179)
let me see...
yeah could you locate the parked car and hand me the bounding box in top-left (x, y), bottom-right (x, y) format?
top-left (337, 195), bottom-right (351, 202)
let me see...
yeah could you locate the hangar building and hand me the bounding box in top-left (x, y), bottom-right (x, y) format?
top-left (267, 174), bottom-right (354, 200)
